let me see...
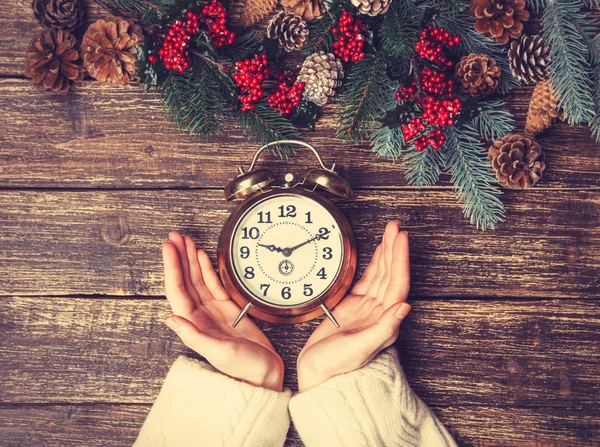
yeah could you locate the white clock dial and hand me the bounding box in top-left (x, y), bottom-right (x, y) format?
top-left (231, 193), bottom-right (344, 306)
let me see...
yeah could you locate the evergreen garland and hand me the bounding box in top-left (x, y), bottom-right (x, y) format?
top-left (468, 100), bottom-right (516, 141)
top-left (402, 146), bottom-right (445, 187)
top-left (370, 125), bottom-right (406, 159)
top-left (380, 0), bottom-right (420, 58)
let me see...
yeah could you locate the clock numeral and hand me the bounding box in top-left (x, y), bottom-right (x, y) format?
top-left (240, 246), bottom-right (250, 259)
top-left (305, 211), bottom-right (313, 224)
top-left (241, 227), bottom-right (260, 239)
top-left (281, 286), bottom-right (292, 300)
top-left (318, 227), bottom-right (330, 240)
top-left (303, 284), bottom-right (313, 296)
top-left (257, 211), bottom-right (272, 224)
top-left (322, 247), bottom-right (333, 260)
top-left (317, 267), bottom-right (327, 280)
top-left (260, 283), bottom-right (270, 296)
top-left (278, 205), bottom-right (297, 218)
top-left (244, 266), bottom-right (255, 279)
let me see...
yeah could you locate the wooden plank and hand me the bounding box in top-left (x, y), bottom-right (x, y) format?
top-left (1, 79), bottom-right (599, 189)
top-left (1, 404), bottom-right (598, 447)
top-left (1, 297), bottom-right (599, 408)
top-left (0, 189), bottom-right (599, 298)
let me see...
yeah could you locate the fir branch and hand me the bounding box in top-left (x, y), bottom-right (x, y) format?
top-left (401, 146), bottom-right (445, 186)
top-left (542, 0), bottom-right (596, 125)
top-left (370, 125), bottom-right (407, 159)
top-left (336, 54), bottom-right (396, 143)
top-left (444, 125), bottom-right (504, 230)
top-left (468, 100), bottom-right (516, 141)
top-left (591, 54), bottom-right (600, 142)
top-left (432, 12), bottom-right (519, 94)
top-left (302, 14), bottom-right (336, 56)
top-left (216, 29), bottom-right (261, 62)
top-left (233, 102), bottom-right (302, 156)
top-left (93, 0), bottom-right (169, 23)
top-left (418, 0), bottom-right (469, 16)
top-left (380, 0), bottom-right (420, 59)
top-left (582, 0), bottom-right (600, 8)
top-left (527, 0), bottom-right (548, 12)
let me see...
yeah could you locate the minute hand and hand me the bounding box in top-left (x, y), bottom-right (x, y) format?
top-left (282, 229), bottom-right (330, 257)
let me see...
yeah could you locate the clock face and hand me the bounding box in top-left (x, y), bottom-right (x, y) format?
top-left (230, 193), bottom-right (344, 307)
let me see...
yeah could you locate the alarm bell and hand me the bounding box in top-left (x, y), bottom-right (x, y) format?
top-left (224, 140), bottom-right (353, 200)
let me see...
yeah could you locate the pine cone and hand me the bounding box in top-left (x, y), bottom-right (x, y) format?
top-left (81, 15), bottom-right (143, 85)
top-left (25, 29), bottom-right (84, 94)
top-left (508, 35), bottom-right (550, 84)
top-left (351, 0), bottom-right (391, 16)
top-left (32, 0), bottom-right (84, 32)
top-left (455, 53), bottom-right (501, 97)
top-left (489, 133), bottom-right (546, 189)
top-left (266, 11), bottom-right (309, 52)
top-left (240, 0), bottom-right (279, 27)
top-left (281, 0), bottom-right (325, 21)
top-left (471, 0), bottom-right (530, 45)
top-left (525, 79), bottom-right (563, 136)
top-left (297, 52), bottom-right (344, 106)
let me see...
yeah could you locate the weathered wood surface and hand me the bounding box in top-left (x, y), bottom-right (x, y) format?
top-left (1, 79), bottom-right (599, 189)
top-left (1, 189), bottom-right (599, 298)
top-left (1, 403), bottom-right (599, 447)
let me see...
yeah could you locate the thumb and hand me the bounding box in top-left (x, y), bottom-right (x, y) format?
top-left (357, 302), bottom-right (411, 355)
top-left (165, 315), bottom-right (226, 363)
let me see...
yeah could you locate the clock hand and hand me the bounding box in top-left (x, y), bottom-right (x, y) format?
top-left (257, 243), bottom-right (283, 253)
top-left (282, 229), bottom-right (331, 257)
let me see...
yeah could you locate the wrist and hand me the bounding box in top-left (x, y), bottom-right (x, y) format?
top-left (245, 357), bottom-right (284, 392)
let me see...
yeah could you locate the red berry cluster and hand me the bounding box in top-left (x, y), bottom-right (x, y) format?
top-left (395, 81), bottom-right (417, 102)
top-left (158, 12), bottom-right (200, 72)
top-left (332, 11), bottom-right (366, 63)
top-left (421, 96), bottom-right (462, 127)
top-left (202, 0), bottom-right (235, 48)
top-left (267, 73), bottom-right (305, 115)
top-left (415, 25), bottom-right (461, 69)
top-left (402, 118), bottom-right (426, 141)
top-left (415, 129), bottom-right (445, 151)
top-left (420, 67), bottom-right (454, 97)
top-left (233, 54), bottom-right (270, 112)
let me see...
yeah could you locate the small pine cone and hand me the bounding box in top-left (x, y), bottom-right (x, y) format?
top-left (266, 11), bottom-right (309, 52)
top-left (489, 133), bottom-right (546, 189)
top-left (81, 15), bottom-right (143, 85)
top-left (297, 52), bottom-right (344, 106)
top-left (32, 0), bottom-right (84, 32)
top-left (351, 0), bottom-right (391, 16)
top-left (471, 0), bottom-right (530, 45)
top-left (281, 0), bottom-right (325, 21)
top-left (455, 53), bottom-right (501, 97)
top-left (240, 0), bottom-right (279, 27)
top-left (508, 35), bottom-right (550, 85)
top-left (525, 79), bottom-right (562, 136)
top-left (25, 29), bottom-right (84, 94)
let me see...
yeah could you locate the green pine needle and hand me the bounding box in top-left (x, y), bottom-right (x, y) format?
top-left (380, 0), bottom-right (420, 59)
top-left (444, 126), bottom-right (505, 231)
top-left (402, 146), bottom-right (445, 187)
top-left (302, 14), bottom-right (336, 56)
top-left (370, 125), bottom-right (407, 159)
top-left (468, 100), bottom-right (516, 142)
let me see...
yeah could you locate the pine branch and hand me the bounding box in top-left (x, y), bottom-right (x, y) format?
top-left (336, 54), bottom-right (396, 143)
top-left (302, 14), bottom-right (336, 56)
top-left (582, 0), bottom-right (600, 8)
top-left (92, 0), bottom-right (169, 23)
top-left (444, 125), bottom-right (504, 230)
top-left (432, 13), bottom-right (519, 94)
top-left (468, 100), bottom-right (516, 141)
top-left (370, 125), bottom-right (407, 159)
top-left (216, 29), bottom-right (261, 62)
top-left (380, 0), bottom-right (420, 59)
top-left (591, 56), bottom-right (600, 142)
top-left (542, 0), bottom-right (596, 125)
top-left (527, 0), bottom-right (548, 12)
top-left (418, 0), bottom-right (469, 16)
top-left (401, 146), bottom-right (445, 186)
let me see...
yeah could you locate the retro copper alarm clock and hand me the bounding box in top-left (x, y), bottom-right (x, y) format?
top-left (218, 140), bottom-right (356, 328)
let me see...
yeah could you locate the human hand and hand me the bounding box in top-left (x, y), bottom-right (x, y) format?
top-left (297, 221), bottom-right (411, 391)
top-left (162, 231), bottom-right (284, 391)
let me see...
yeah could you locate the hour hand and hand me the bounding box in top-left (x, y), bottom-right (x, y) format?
top-left (257, 243), bottom-right (283, 253)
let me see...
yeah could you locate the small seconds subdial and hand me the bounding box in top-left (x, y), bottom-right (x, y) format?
top-left (231, 194), bottom-right (343, 306)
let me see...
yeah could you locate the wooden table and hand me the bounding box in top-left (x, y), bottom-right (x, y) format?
top-left (1, 2), bottom-right (599, 446)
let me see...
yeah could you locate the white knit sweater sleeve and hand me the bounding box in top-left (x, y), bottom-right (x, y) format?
top-left (134, 356), bottom-right (291, 447)
top-left (289, 348), bottom-right (457, 447)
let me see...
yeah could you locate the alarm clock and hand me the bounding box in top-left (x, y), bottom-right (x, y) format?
top-left (217, 140), bottom-right (356, 328)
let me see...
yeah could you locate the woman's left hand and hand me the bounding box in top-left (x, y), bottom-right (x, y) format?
top-left (162, 231), bottom-right (284, 391)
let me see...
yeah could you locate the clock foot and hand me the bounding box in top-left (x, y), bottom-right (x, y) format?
top-left (320, 304), bottom-right (340, 329)
top-left (232, 302), bottom-right (253, 328)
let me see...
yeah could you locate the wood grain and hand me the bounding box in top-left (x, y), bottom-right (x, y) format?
top-left (1, 189), bottom-right (598, 298)
top-left (1, 79), bottom-right (599, 189)
top-left (1, 403), bottom-right (599, 447)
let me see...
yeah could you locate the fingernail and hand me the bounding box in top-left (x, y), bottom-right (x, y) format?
top-left (165, 317), bottom-right (179, 330)
top-left (395, 303), bottom-right (411, 320)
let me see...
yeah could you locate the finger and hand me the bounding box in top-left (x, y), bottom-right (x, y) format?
top-left (383, 232), bottom-right (411, 307)
top-left (355, 302), bottom-right (411, 356)
top-left (375, 221), bottom-right (399, 300)
top-left (197, 249), bottom-right (229, 301)
top-left (169, 231), bottom-right (201, 306)
top-left (166, 315), bottom-right (227, 364)
top-left (184, 236), bottom-right (213, 304)
top-left (351, 244), bottom-right (382, 295)
top-left (366, 223), bottom-right (394, 297)
top-left (163, 242), bottom-right (196, 314)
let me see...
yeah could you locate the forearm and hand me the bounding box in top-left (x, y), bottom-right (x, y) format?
top-left (135, 356), bottom-right (291, 447)
top-left (289, 348), bottom-right (457, 447)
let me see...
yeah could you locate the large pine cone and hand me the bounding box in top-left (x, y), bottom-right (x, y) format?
top-left (25, 29), bottom-right (84, 94)
top-left (32, 0), bottom-right (84, 32)
top-left (281, 0), bottom-right (325, 21)
top-left (508, 34), bottom-right (550, 85)
top-left (351, 0), bottom-right (391, 16)
top-left (489, 133), bottom-right (546, 189)
top-left (525, 79), bottom-right (563, 136)
top-left (266, 11), bottom-right (309, 52)
top-left (240, 0), bottom-right (279, 27)
top-left (297, 52), bottom-right (344, 106)
top-left (81, 15), bottom-right (143, 85)
top-left (455, 53), bottom-right (501, 97)
top-left (471, 0), bottom-right (530, 45)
